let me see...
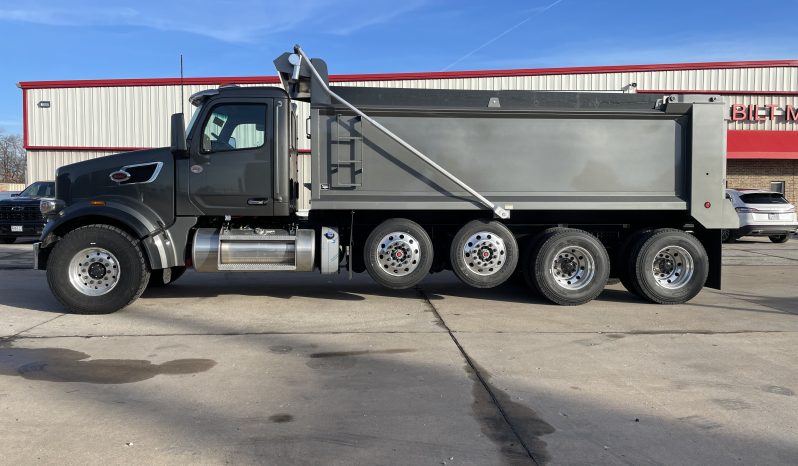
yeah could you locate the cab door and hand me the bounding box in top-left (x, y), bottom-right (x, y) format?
top-left (188, 99), bottom-right (274, 216)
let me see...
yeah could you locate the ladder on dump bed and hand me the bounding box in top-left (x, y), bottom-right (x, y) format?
top-left (290, 45), bottom-right (510, 219)
top-left (330, 114), bottom-right (363, 188)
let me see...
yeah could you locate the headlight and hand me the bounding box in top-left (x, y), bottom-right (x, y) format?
top-left (40, 198), bottom-right (64, 215)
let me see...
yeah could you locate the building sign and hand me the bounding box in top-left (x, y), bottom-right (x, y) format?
top-left (731, 104), bottom-right (798, 122)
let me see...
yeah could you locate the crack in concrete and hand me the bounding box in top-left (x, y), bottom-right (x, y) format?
top-left (416, 285), bottom-right (550, 465)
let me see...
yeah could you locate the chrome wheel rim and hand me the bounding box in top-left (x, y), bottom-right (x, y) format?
top-left (462, 231), bottom-right (506, 276)
top-left (376, 232), bottom-right (420, 277)
top-left (651, 246), bottom-right (693, 289)
top-left (68, 247), bottom-right (121, 296)
top-left (550, 246), bottom-right (595, 290)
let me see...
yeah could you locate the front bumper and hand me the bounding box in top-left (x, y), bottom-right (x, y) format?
top-left (33, 242), bottom-right (42, 270)
top-left (0, 221), bottom-right (46, 237)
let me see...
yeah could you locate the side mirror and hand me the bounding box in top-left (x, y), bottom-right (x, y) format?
top-left (10, 193), bottom-right (19, 197)
top-left (170, 113), bottom-right (187, 155)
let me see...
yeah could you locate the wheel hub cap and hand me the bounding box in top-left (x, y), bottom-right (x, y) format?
top-left (68, 247), bottom-right (121, 296)
top-left (462, 232), bottom-right (506, 276)
top-left (376, 232), bottom-right (420, 277)
top-left (550, 246), bottom-right (595, 290)
top-left (651, 246), bottom-right (694, 290)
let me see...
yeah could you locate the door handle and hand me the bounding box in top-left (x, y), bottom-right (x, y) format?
top-left (247, 198), bottom-right (269, 205)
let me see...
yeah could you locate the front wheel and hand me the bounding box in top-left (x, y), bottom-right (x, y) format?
top-left (769, 234), bottom-right (790, 243)
top-left (46, 225), bottom-right (150, 314)
top-left (364, 218), bottom-right (433, 289)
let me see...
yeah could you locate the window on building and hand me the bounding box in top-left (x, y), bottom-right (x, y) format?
top-left (770, 181), bottom-right (785, 195)
top-left (201, 104), bottom-right (266, 153)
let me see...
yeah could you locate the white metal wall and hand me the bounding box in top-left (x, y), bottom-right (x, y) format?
top-left (24, 64), bottom-right (798, 183)
top-left (27, 150), bottom-right (118, 183)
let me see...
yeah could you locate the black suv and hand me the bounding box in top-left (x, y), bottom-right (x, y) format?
top-left (0, 181), bottom-right (55, 244)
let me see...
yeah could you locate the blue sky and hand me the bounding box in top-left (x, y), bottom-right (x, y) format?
top-left (2, 0), bottom-right (797, 135)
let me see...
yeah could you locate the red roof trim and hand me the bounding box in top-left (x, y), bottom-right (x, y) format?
top-left (25, 145), bottom-right (149, 152)
top-left (639, 89), bottom-right (798, 97)
top-left (17, 59), bottom-right (798, 89)
top-left (25, 145), bottom-right (315, 153)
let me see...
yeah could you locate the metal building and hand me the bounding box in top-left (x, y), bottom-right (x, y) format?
top-left (18, 59), bottom-right (798, 204)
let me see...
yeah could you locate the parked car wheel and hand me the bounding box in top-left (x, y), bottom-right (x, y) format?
top-left (720, 229), bottom-right (734, 243)
top-left (0, 237), bottom-right (15, 244)
top-left (769, 234), bottom-right (790, 243)
top-left (46, 224), bottom-right (150, 314)
top-left (364, 218), bottom-right (433, 289)
top-left (629, 229), bottom-right (708, 304)
top-left (525, 229), bottom-right (609, 305)
top-left (450, 220), bottom-right (518, 288)
top-left (148, 266), bottom-right (187, 287)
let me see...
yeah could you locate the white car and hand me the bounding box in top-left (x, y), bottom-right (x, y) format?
top-left (723, 189), bottom-right (798, 243)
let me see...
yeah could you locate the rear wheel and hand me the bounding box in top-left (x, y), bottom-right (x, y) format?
top-left (616, 229), bottom-right (652, 297)
top-left (46, 225), bottom-right (150, 314)
top-left (524, 229), bottom-right (610, 305)
top-left (1, 237), bottom-right (15, 244)
top-left (769, 234), bottom-right (790, 243)
top-left (364, 218), bottom-right (433, 289)
top-left (450, 220), bottom-right (518, 288)
top-left (629, 229), bottom-right (708, 304)
top-left (148, 266), bottom-right (187, 287)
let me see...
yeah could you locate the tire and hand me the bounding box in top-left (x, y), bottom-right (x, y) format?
top-left (1, 237), bottom-right (16, 244)
top-left (769, 235), bottom-right (790, 244)
top-left (629, 229), bottom-right (708, 304)
top-left (525, 229), bottom-right (610, 306)
top-left (46, 224), bottom-right (151, 314)
top-left (364, 218), bottom-right (433, 289)
top-left (616, 229), bottom-right (652, 298)
top-left (450, 220), bottom-right (518, 288)
top-left (720, 229), bottom-right (733, 243)
top-left (148, 266), bottom-right (187, 287)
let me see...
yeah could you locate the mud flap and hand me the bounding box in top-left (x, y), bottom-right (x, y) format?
top-left (694, 226), bottom-right (722, 289)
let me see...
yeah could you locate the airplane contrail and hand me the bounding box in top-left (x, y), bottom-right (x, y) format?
top-left (441, 0), bottom-right (565, 71)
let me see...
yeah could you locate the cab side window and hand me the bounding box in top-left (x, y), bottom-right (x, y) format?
top-left (201, 104), bottom-right (266, 153)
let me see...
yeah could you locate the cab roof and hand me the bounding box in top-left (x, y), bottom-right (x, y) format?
top-left (189, 86), bottom-right (288, 106)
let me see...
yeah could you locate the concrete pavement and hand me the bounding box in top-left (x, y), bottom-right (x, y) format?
top-left (0, 237), bottom-right (797, 465)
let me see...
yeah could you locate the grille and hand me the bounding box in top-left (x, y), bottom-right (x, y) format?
top-left (0, 205), bottom-right (44, 222)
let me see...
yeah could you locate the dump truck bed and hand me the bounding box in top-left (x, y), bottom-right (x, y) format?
top-left (308, 87), bottom-right (698, 213)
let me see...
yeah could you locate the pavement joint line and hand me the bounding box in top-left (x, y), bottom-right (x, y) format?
top-left (415, 285), bottom-right (540, 466)
top-left (0, 313), bottom-right (66, 343)
top-left (745, 249), bottom-right (798, 262)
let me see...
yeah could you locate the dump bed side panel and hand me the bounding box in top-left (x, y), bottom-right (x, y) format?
top-left (311, 108), bottom-right (688, 211)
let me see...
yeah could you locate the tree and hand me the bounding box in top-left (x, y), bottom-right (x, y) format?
top-left (0, 132), bottom-right (26, 183)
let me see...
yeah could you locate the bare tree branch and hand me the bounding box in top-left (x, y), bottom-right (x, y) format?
top-left (0, 131), bottom-right (26, 183)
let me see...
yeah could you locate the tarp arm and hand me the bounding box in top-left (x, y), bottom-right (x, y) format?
top-left (291, 45), bottom-right (510, 219)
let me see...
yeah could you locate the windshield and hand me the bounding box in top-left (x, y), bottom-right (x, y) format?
top-left (19, 182), bottom-right (55, 198)
top-left (186, 103), bottom-right (204, 136)
top-left (740, 193), bottom-right (789, 204)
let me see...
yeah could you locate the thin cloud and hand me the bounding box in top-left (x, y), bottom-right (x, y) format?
top-left (0, 0), bottom-right (426, 43)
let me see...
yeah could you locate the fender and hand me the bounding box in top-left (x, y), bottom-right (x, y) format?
top-left (39, 198), bottom-right (195, 270)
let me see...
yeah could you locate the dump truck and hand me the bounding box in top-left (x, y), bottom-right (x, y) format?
top-left (34, 45), bottom-right (739, 314)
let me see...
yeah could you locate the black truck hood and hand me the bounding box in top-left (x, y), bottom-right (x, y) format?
top-left (54, 147), bottom-right (176, 225)
top-left (0, 196), bottom-right (43, 205)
